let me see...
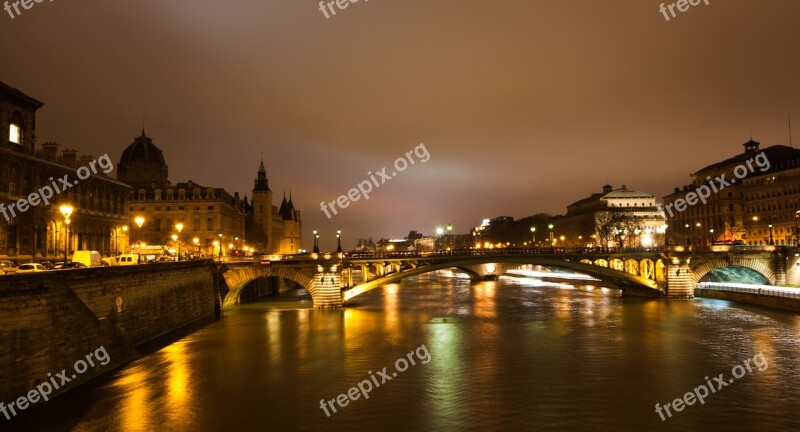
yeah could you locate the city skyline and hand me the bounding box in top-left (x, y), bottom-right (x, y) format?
top-left (1, 0), bottom-right (798, 249)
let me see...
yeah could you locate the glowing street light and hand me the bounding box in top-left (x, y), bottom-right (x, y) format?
top-left (530, 226), bottom-right (536, 247)
top-left (336, 229), bottom-right (342, 253)
top-left (193, 237), bottom-right (200, 258)
top-left (59, 205), bottom-right (73, 263)
top-left (313, 229), bottom-right (320, 253)
top-left (134, 216), bottom-right (145, 247)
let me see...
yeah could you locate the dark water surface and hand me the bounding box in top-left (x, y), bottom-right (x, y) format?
top-left (11, 273), bottom-right (800, 431)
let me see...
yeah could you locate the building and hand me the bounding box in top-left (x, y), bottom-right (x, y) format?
top-left (560, 185), bottom-right (666, 248)
top-left (663, 139), bottom-right (800, 245)
top-left (247, 160), bottom-right (302, 254)
top-left (0, 81), bottom-right (130, 260)
top-left (120, 132), bottom-right (301, 256)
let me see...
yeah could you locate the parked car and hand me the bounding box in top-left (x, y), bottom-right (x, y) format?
top-left (117, 254), bottom-right (140, 265)
top-left (71, 250), bottom-right (102, 267)
top-left (39, 261), bottom-right (56, 270)
top-left (60, 262), bottom-right (88, 269)
top-left (101, 257), bottom-right (118, 266)
top-left (0, 260), bottom-right (18, 275)
top-left (17, 263), bottom-right (48, 273)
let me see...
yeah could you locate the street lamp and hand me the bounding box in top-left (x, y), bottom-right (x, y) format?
top-left (134, 216), bottom-right (145, 248)
top-left (548, 224), bottom-right (554, 244)
top-left (795, 211), bottom-right (799, 245)
top-left (193, 237), bottom-right (199, 258)
top-left (175, 223), bottom-right (184, 261)
top-left (530, 226), bottom-right (536, 248)
top-left (171, 234), bottom-right (178, 260)
top-left (313, 229), bottom-right (320, 253)
top-left (447, 223), bottom-right (453, 250)
top-left (684, 223), bottom-right (689, 246)
top-left (336, 229), bottom-right (342, 253)
top-left (768, 224), bottom-right (774, 246)
top-left (709, 229), bottom-right (715, 246)
top-left (59, 205), bottom-right (73, 263)
top-left (218, 233), bottom-right (224, 262)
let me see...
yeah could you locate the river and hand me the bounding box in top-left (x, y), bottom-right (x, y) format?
top-left (10, 272), bottom-right (800, 431)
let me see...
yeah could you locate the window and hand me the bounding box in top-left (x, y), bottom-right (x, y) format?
top-left (178, 190), bottom-right (185, 200)
top-left (154, 218), bottom-right (162, 232)
top-left (178, 206), bottom-right (185, 211)
top-left (9, 124), bottom-right (21, 145)
top-left (193, 219), bottom-right (200, 231)
top-left (207, 205), bottom-right (214, 210)
top-left (207, 218), bottom-right (214, 230)
top-left (9, 111), bottom-right (23, 145)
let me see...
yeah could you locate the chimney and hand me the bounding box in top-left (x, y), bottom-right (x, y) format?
top-left (743, 139), bottom-right (760, 154)
top-left (78, 154), bottom-right (94, 167)
top-left (41, 142), bottom-right (59, 159)
top-left (602, 184), bottom-right (613, 193)
top-left (61, 149), bottom-right (78, 167)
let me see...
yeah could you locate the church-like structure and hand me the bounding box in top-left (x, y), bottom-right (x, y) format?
top-left (118, 131), bottom-right (301, 255)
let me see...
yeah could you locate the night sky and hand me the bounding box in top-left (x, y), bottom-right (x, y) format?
top-left (2, 0), bottom-right (799, 250)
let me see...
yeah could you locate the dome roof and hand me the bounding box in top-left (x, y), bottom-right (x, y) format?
top-left (117, 130), bottom-right (169, 188)
top-left (602, 185), bottom-right (653, 199)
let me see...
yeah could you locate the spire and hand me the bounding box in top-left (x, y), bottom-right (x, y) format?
top-left (258, 154), bottom-right (266, 174)
top-left (252, 155), bottom-right (270, 192)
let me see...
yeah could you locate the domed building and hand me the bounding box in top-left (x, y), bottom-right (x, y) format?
top-left (119, 133), bottom-right (301, 256)
top-left (117, 131), bottom-right (169, 188)
top-left (560, 184), bottom-right (666, 248)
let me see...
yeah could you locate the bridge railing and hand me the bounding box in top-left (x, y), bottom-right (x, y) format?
top-left (697, 282), bottom-right (800, 299)
top-left (343, 247), bottom-right (663, 260)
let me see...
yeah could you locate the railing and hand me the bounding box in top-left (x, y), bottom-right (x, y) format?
top-left (343, 247), bottom-right (663, 260)
top-left (697, 282), bottom-right (800, 300)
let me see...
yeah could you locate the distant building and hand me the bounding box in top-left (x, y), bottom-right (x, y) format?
top-left (560, 185), bottom-right (666, 247)
top-left (0, 81), bottom-right (130, 260)
top-left (663, 139), bottom-right (800, 245)
top-left (119, 133), bottom-right (301, 256)
top-left (247, 160), bottom-right (302, 254)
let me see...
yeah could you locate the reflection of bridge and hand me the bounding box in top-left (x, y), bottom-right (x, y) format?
top-left (219, 246), bottom-right (800, 308)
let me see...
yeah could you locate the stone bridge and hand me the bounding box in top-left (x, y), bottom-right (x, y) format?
top-left (217, 246), bottom-right (800, 308)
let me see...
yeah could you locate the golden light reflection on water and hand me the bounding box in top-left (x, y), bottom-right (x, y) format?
top-left (472, 281), bottom-right (496, 319)
top-left (114, 368), bottom-right (150, 432)
top-left (266, 310), bottom-right (281, 367)
top-left (384, 284), bottom-right (401, 341)
top-left (163, 342), bottom-right (192, 425)
top-left (296, 308), bottom-right (309, 362)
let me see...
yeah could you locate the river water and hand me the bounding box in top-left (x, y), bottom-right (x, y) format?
top-left (11, 273), bottom-right (800, 431)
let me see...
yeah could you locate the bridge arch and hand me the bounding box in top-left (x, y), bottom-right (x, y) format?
top-left (343, 256), bottom-right (663, 303)
top-left (221, 265), bottom-right (316, 309)
top-left (691, 258), bottom-right (775, 286)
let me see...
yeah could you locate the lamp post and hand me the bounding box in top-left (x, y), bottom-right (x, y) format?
top-left (695, 222), bottom-right (701, 246)
top-left (134, 216), bottom-right (145, 249)
top-left (795, 211), bottom-right (799, 245)
top-left (447, 223), bottom-right (453, 250)
top-left (684, 223), bottom-right (689, 246)
top-left (175, 223), bottom-right (184, 261)
top-left (336, 229), bottom-right (342, 253)
top-left (193, 237), bottom-right (199, 259)
top-left (313, 229), bottom-right (320, 253)
top-left (548, 224), bottom-right (554, 244)
top-left (530, 227), bottom-right (536, 248)
top-left (218, 233), bottom-right (224, 262)
top-left (709, 229), bottom-right (715, 246)
top-left (171, 234), bottom-right (178, 261)
top-left (768, 224), bottom-right (774, 246)
top-left (59, 205), bottom-right (73, 263)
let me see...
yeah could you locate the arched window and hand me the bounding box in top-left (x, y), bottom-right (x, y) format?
top-left (8, 166), bottom-right (17, 195)
top-left (9, 111), bottom-right (24, 145)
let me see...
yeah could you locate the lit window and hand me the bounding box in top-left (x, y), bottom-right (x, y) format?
top-left (9, 123), bottom-right (21, 145)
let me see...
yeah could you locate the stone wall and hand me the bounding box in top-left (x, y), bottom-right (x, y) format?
top-left (0, 260), bottom-right (216, 404)
top-left (695, 288), bottom-right (800, 313)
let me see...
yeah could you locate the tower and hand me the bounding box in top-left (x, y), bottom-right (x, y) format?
top-left (252, 157), bottom-right (274, 252)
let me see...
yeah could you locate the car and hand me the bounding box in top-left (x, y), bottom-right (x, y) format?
top-left (39, 261), bottom-right (56, 270)
top-left (71, 250), bottom-right (103, 267)
top-left (117, 254), bottom-right (140, 265)
top-left (17, 263), bottom-right (48, 273)
top-left (60, 262), bottom-right (88, 269)
top-left (0, 260), bottom-right (18, 275)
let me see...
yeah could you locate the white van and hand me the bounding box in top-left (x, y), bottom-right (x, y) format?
top-left (117, 254), bottom-right (140, 266)
top-left (72, 250), bottom-right (102, 267)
